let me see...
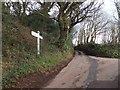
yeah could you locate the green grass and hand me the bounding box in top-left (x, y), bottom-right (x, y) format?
top-left (2, 9), bottom-right (73, 88)
top-left (2, 49), bottom-right (73, 88)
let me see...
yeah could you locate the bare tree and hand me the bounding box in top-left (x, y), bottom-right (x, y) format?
top-left (4, 0), bottom-right (31, 16)
top-left (78, 3), bottom-right (109, 44)
top-left (35, 1), bottom-right (101, 48)
top-left (115, 0), bottom-right (120, 44)
top-left (4, 0), bottom-right (102, 48)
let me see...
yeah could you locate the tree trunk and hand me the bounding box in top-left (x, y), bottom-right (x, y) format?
top-left (118, 20), bottom-right (120, 44)
top-left (57, 13), bottom-right (69, 49)
top-left (86, 36), bottom-right (89, 43)
top-left (90, 36), bottom-right (94, 43)
top-left (22, 2), bottom-right (28, 17)
top-left (93, 35), bottom-right (96, 43)
top-left (58, 20), bottom-right (69, 49)
top-left (83, 30), bottom-right (85, 44)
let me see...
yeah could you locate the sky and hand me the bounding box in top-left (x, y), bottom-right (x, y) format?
top-left (96, 0), bottom-right (118, 44)
top-left (8, 0), bottom-right (118, 19)
top-left (102, 0), bottom-right (118, 20)
top-left (72, 0), bottom-right (119, 45)
top-left (5, 0), bottom-right (119, 45)
top-left (95, 0), bottom-right (116, 44)
top-left (73, 0), bottom-right (118, 28)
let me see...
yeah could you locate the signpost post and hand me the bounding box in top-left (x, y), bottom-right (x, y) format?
top-left (31, 31), bottom-right (43, 55)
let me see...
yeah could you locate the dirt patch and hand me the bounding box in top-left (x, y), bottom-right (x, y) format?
top-left (2, 62), bottom-right (15, 69)
top-left (8, 56), bottom-right (74, 88)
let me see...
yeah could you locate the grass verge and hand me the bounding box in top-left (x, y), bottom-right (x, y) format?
top-left (74, 43), bottom-right (120, 58)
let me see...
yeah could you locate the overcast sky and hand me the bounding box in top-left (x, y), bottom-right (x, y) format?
top-left (9, 0), bottom-right (119, 19)
top-left (102, 0), bottom-right (118, 20)
top-left (73, 0), bottom-right (119, 45)
top-left (6, 0), bottom-right (119, 44)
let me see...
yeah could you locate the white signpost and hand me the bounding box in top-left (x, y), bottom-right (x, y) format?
top-left (31, 31), bottom-right (43, 55)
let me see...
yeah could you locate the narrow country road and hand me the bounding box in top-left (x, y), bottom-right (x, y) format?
top-left (44, 51), bottom-right (119, 88)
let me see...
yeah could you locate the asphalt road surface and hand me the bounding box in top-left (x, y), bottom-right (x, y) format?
top-left (45, 51), bottom-right (119, 88)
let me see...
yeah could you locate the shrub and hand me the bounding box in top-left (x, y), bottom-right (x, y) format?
top-left (75, 43), bottom-right (120, 58)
